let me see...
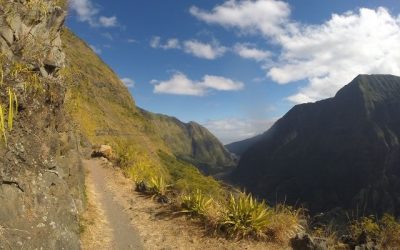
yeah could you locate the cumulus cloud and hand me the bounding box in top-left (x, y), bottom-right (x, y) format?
top-left (183, 40), bottom-right (227, 60)
top-left (150, 36), bottom-right (181, 49)
top-left (89, 45), bottom-right (101, 54)
top-left (121, 78), bottom-right (135, 88)
top-left (69, 0), bottom-right (118, 28)
top-left (190, 0), bottom-right (291, 37)
top-left (203, 118), bottom-right (276, 144)
top-left (150, 37), bottom-right (227, 60)
top-left (269, 8), bottom-right (400, 103)
top-left (234, 43), bottom-right (271, 61)
top-left (152, 72), bottom-right (244, 96)
top-left (191, 1), bottom-right (400, 104)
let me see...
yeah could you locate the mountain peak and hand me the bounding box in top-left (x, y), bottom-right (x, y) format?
top-left (336, 74), bottom-right (400, 102)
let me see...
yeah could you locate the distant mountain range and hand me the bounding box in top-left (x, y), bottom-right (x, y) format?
top-left (140, 109), bottom-right (235, 174)
top-left (231, 75), bottom-right (400, 216)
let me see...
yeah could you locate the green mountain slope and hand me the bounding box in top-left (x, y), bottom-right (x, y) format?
top-left (140, 109), bottom-right (235, 174)
top-left (61, 29), bottom-right (230, 195)
top-left (233, 74), bottom-right (400, 216)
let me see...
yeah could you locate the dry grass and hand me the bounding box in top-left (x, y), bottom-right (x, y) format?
top-left (349, 214), bottom-right (400, 248)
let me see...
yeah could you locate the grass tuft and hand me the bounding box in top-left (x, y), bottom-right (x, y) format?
top-left (0, 105), bottom-right (7, 145)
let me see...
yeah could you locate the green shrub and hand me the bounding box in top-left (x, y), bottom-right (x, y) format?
top-left (148, 176), bottom-right (168, 197)
top-left (379, 214), bottom-right (400, 248)
top-left (349, 214), bottom-right (400, 248)
top-left (181, 189), bottom-right (213, 218)
top-left (219, 193), bottom-right (272, 238)
top-left (349, 215), bottom-right (380, 241)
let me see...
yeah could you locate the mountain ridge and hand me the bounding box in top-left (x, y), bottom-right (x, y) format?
top-left (232, 74), bottom-right (400, 216)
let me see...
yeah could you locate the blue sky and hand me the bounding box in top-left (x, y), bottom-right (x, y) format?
top-left (67, 0), bottom-right (400, 143)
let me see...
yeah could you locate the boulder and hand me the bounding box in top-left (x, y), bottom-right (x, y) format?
top-left (290, 233), bottom-right (327, 250)
top-left (91, 145), bottom-right (113, 160)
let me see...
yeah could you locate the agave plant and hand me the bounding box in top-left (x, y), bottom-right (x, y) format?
top-left (181, 189), bottom-right (213, 217)
top-left (149, 176), bottom-right (168, 196)
top-left (219, 193), bottom-right (272, 238)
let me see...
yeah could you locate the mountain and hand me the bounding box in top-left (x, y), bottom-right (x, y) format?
top-left (225, 134), bottom-right (264, 157)
top-left (61, 30), bottom-right (233, 175)
top-left (232, 74), bottom-right (400, 216)
top-left (140, 109), bottom-right (235, 174)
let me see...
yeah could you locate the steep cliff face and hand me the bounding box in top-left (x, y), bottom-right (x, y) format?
top-left (140, 110), bottom-right (235, 174)
top-left (0, 1), bottom-right (84, 248)
top-left (233, 75), bottom-right (400, 216)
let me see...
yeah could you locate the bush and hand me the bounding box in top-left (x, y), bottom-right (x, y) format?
top-left (148, 176), bottom-right (168, 197)
top-left (266, 205), bottom-right (305, 243)
top-left (180, 190), bottom-right (213, 218)
top-left (218, 193), bottom-right (273, 238)
top-left (349, 214), bottom-right (400, 248)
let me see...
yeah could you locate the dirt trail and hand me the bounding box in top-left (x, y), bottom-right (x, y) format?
top-left (81, 159), bottom-right (144, 250)
top-left (81, 158), bottom-right (283, 250)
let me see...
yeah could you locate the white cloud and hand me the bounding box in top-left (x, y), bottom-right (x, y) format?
top-left (89, 45), bottom-right (101, 54)
top-left (121, 78), bottom-right (135, 88)
top-left (150, 37), bottom-right (227, 60)
top-left (192, 1), bottom-right (400, 104)
top-left (183, 40), bottom-right (227, 60)
top-left (269, 7), bottom-right (400, 103)
top-left (69, 0), bottom-right (98, 25)
top-left (69, 0), bottom-right (118, 28)
top-left (190, 0), bottom-right (291, 37)
top-left (150, 36), bottom-right (181, 49)
top-left (203, 118), bottom-right (276, 144)
top-left (99, 16), bottom-right (118, 27)
top-left (152, 72), bottom-right (244, 96)
top-left (150, 36), bottom-right (161, 48)
top-left (234, 43), bottom-right (271, 61)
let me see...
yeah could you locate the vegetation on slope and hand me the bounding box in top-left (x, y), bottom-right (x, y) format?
top-left (61, 25), bottom-right (400, 249)
top-left (61, 28), bottom-right (226, 197)
top-left (140, 109), bottom-right (235, 174)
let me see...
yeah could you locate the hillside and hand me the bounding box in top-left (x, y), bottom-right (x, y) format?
top-left (232, 74), bottom-right (400, 216)
top-left (225, 134), bottom-right (264, 157)
top-left (140, 109), bottom-right (235, 174)
top-left (61, 29), bottom-right (231, 196)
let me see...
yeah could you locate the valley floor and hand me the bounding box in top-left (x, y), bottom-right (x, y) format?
top-left (80, 158), bottom-right (285, 250)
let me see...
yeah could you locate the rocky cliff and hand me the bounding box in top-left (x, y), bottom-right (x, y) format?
top-left (0, 1), bottom-right (84, 248)
top-left (233, 75), bottom-right (400, 216)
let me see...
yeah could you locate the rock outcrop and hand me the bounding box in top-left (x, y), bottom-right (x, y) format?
top-left (0, 1), bottom-right (84, 248)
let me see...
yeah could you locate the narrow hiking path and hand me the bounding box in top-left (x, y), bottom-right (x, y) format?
top-left (81, 157), bottom-right (283, 250)
top-left (81, 159), bottom-right (144, 250)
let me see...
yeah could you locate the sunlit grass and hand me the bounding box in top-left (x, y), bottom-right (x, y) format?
top-left (180, 189), bottom-right (214, 218)
top-left (218, 193), bottom-right (273, 238)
